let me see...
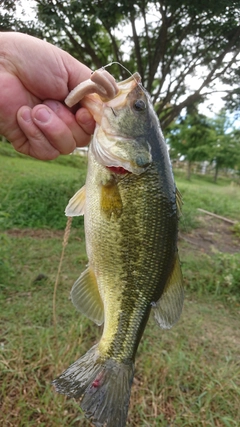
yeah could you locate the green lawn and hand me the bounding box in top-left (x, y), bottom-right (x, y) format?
top-left (174, 170), bottom-right (240, 232)
top-left (0, 144), bottom-right (239, 426)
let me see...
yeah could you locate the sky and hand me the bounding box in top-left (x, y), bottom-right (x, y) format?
top-left (16, 0), bottom-right (36, 21)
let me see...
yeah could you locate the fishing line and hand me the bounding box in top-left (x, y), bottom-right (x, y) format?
top-left (103, 61), bottom-right (133, 77)
top-left (53, 216), bottom-right (72, 338)
top-left (101, 61), bottom-right (145, 94)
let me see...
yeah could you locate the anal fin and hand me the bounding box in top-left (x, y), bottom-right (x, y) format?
top-left (176, 187), bottom-right (183, 218)
top-left (152, 254), bottom-right (184, 329)
top-left (71, 266), bottom-right (104, 326)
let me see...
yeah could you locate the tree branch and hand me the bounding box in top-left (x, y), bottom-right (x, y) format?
top-left (140, 0), bottom-right (152, 79)
top-left (129, 9), bottom-right (145, 84)
top-left (159, 25), bottom-right (240, 128)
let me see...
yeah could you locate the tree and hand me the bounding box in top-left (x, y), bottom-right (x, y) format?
top-left (0, 1), bottom-right (17, 31)
top-left (167, 109), bottom-right (240, 181)
top-left (166, 109), bottom-right (212, 179)
top-left (1, 1), bottom-right (240, 129)
top-left (207, 112), bottom-right (240, 182)
top-left (0, 0), bottom-right (41, 36)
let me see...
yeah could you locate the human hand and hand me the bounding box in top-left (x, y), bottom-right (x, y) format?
top-left (0, 32), bottom-right (96, 160)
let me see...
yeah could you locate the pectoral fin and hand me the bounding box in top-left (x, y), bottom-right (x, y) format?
top-left (152, 254), bottom-right (184, 329)
top-left (71, 266), bottom-right (104, 326)
top-left (65, 185), bottom-right (86, 216)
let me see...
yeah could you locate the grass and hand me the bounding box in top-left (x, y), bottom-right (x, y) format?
top-left (0, 143), bottom-right (240, 426)
top-left (0, 143), bottom-right (87, 230)
top-left (174, 170), bottom-right (240, 232)
top-left (0, 232), bottom-right (239, 426)
top-left (183, 251), bottom-right (240, 303)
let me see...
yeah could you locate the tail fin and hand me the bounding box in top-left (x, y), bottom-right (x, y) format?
top-left (52, 344), bottom-right (134, 427)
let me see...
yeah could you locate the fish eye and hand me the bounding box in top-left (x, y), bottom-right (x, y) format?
top-left (133, 99), bottom-right (146, 111)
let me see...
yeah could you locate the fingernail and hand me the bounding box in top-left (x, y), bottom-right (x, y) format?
top-left (34, 108), bottom-right (51, 123)
top-left (21, 109), bottom-right (32, 122)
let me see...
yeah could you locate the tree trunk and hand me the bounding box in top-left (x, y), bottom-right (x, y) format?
top-left (214, 163), bottom-right (219, 183)
top-left (187, 161), bottom-right (192, 180)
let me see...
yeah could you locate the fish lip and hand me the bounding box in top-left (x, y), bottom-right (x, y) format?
top-left (80, 95), bottom-right (104, 124)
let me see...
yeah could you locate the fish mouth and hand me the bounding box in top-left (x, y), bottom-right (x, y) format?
top-left (106, 166), bottom-right (130, 175)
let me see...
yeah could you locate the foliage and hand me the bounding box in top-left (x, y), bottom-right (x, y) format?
top-left (207, 111), bottom-right (240, 181)
top-left (0, 0), bottom-right (16, 30)
top-left (0, 0), bottom-right (41, 35)
top-left (166, 109), bottom-right (212, 178)
top-left (167, 110), bottom-right (240, 180)
top-left (1, 1), bottom-right (240, 128)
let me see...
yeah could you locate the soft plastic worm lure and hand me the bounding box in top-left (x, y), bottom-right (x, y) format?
top-left (65, 68), bottom-right (119, 107)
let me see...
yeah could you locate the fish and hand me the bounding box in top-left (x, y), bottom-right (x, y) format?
top-left (52, 70), bottom-right (184, 427)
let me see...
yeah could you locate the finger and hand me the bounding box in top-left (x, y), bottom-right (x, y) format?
top-left (75, 108), bottom-right (96, 145)
top-left (31, 104), bottom-right (77, 155)
top-left (44, 100), bottom-right (94, 147)
top-left (16, 106), bottom-right (60, 160)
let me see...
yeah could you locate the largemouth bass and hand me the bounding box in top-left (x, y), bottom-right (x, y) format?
top-left (53, 71), bottom-right (184, 427)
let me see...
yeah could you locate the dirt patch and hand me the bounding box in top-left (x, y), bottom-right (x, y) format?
top-left (4, 228), bottom-right (65, 239)
top-left (3, 214), bottom-right (240, 254)
top-left (179, 215), bottom-right (240, 254)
